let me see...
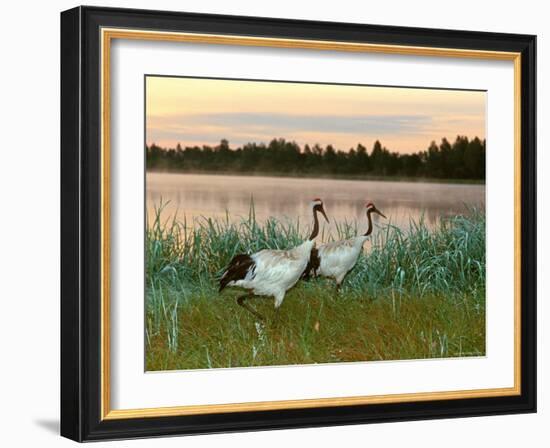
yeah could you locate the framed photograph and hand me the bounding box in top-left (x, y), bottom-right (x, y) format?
top-left (60, 6), bottom-right (536, 441)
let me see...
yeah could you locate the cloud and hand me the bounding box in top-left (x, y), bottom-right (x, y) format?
top-left (145, 111), bottom-right (485, 153)
top-left (150, 112), bottom-right (433, 137)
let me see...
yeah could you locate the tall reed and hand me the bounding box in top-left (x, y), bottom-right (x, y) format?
top-left (146, 202), bottom-right (484, 296)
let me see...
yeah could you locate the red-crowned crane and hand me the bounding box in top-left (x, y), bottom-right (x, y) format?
top-left (303, 201), bottom-right (386, 289)
top-left (219, 199), bottom-right (329, 320)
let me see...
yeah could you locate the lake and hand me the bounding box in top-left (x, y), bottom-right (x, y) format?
top-left (146, 172), bottom-right (485, 237)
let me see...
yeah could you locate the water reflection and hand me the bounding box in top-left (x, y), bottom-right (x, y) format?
top-left (146, 173), bottom-right (485, 238)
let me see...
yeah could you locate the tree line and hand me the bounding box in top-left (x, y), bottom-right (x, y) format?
top-left (146, 136), bottom-right (486, 180)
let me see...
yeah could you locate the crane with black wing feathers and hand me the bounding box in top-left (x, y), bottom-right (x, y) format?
top-left (303, 201), bottom-right (386, 290)
top-left (219, 199), bottom-right (329, 320)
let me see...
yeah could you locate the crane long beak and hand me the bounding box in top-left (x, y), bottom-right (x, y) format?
top-left (320, 207), bottom-right (330, 223)
top-left (375, 208), bottom-right (387, 219)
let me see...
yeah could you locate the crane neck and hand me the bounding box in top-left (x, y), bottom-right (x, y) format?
top-left (363, 209), bottom-right (375, 237)
top-left (309, 208), bottom-right (320, 241)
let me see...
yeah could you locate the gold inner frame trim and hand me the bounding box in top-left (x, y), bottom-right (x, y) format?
top-left (100, 27), bottom-right (522, 420)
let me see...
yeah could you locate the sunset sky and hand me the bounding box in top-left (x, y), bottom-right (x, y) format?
top-left (146, 76), bottom-right (486, 154)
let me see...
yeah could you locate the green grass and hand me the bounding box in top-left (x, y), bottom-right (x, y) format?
top-left (145, 202), bottom-right (486, 370)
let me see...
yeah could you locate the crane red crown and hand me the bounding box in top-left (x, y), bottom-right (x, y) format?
top-left (366, 201), bottom-right (374, 208)
top-left (313, 198), bottom-right (322, 203)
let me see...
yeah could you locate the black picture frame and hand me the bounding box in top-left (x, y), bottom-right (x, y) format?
top-left (61, 5), bottom-right (536, 442)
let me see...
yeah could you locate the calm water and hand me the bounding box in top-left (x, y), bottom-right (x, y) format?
top-left (146, 173), bottom-right (485, 237)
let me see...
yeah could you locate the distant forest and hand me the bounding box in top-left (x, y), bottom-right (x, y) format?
top-left (146, 136), bottom-right (486, 181)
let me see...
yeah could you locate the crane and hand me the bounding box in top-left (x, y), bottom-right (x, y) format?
top-left (219, 199), bottom-right (329, 320)
top-left (303, 201), bottom-right (386, 289)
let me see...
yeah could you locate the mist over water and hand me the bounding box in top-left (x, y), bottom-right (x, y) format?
top-left (146, 173), bottom-right (485, 239)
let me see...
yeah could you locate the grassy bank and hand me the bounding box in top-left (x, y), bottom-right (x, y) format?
top-left (145, 204), bottom-right (486, 370)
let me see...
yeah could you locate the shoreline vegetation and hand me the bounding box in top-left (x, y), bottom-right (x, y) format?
top-left (145, 203), bottom-right (486, 371)
top-left (146, 135), bottom-right (486, 183)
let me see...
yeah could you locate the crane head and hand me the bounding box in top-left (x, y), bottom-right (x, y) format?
top-left (311, 198), bottom-right (329, 223)
top-left (365, 201), bottom-right (387, 219)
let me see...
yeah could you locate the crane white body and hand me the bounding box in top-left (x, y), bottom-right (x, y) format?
top-left (315, 236), bottom-right (368, 285)
top-left (303, 202), bottom-right (385, 287)
top-left (219, 198), bottom-right (328, 318)
top-left (224, 240), bottom-right (314, 308)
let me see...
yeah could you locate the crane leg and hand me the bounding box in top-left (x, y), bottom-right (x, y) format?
top-left (335, 274), bottom-right (346, 292)
top-left (271, 307), bottom-right (281, 328)
top-left (237, 294), bottom-right (266, 321)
